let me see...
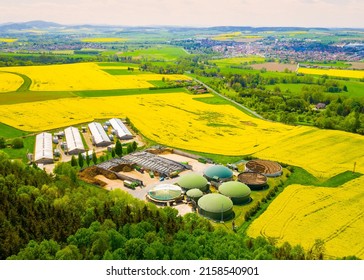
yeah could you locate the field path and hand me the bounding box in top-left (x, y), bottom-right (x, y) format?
top-left (0, 71), bottom-right (32, 92)
top-left (193, 77), bottom-right (266, 120)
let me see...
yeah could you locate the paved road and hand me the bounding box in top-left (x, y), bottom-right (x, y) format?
top-left (193, 78), bottom-right (266, 120)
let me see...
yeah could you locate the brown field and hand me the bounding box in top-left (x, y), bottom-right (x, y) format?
top-left (349, 62), bottom-right (364, 70)
top-left (251, 62), bottom-right (297, 72)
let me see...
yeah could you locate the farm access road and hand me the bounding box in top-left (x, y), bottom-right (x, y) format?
top-left (193, 78), bottom-right (265, 120)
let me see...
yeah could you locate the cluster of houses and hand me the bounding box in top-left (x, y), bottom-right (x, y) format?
top-left (33, 118), bottom-right (133, 165)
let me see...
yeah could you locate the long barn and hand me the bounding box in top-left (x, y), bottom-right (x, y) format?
top-left (34, 132), bottom-right (53, 164)
top-left (109, 118), bottom-right (133, 140)
top-left (88, 122), bottom-right (112, 147)
top-left (64, 126), bottom-right (85, 155)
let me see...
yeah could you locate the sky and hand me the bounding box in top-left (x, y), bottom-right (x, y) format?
top-left (0, 0), bottom-right (363, 28)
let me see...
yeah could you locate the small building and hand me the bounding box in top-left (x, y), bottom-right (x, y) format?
top-left (64, 127), bottom-right (85, 155)
top-left (88, 122), bottom-right (112, 147)
top-left (197, 193), bottom-right (234, 222)
top-left (316, 103), bottom-right (326, 110)
top-left (34, 132), bottom-right (53, 164)
top-left (109, 118), bottom-right (133, 140)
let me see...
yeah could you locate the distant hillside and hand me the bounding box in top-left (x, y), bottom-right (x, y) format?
top-left (0, 20), bottom-right (363, 34)
top-left (0, 20), bottom-right (62, 31)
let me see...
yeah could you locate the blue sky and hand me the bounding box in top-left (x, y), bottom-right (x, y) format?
top-left (0, 0), bottom-right (362, 28)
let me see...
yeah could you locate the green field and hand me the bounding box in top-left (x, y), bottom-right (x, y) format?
top-left (0, 123), bottom-right (29, 138)
top-left (101, 68), bottom-right (146, 75)
top-left (211, 56), bottom-right (266, 66)
top-left (266, 80), bottom-right (364, 98)
top-left (0, 123), bottom-right (33, 163)
top-left (120, 46), bottom-right (188, 61)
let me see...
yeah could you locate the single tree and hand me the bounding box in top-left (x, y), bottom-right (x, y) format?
top-left (86, 153), bottom-right (91, 166)
top-left (0, 137), bottom-right (6, 149)
top-left (111, 149), bottom-right (115, 158)
top-left (127, 144), bottom-right (133, 154)
top-left (11, 138), bottom-right (24, 149)
top-left (71, 155), bottom-right (77, 167)
top-left (78, 152), bottom-right (84, 168)
top-left (115, 139), bottom-right (123, 157)
top-left (92, 150), bottom-right (97, 165)
top-left (132, 141), bottom-right (137, 152)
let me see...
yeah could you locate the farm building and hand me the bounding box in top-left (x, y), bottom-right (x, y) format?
top-left (109, 118), bottom-right (133, 140)
top-left (88, 122), bottom-right (112, 147)
top-left (97, 151), bottom-right (191, 177)
top-left (177, 173), bottom-right (209, 192)
top-left (245, 159), bottom-right (282, 177)
top-left (147, 184), bottom-right (183, 205)
top-left (197, 193), bottom-right (234, 221)
top-left (186, 188), bottom-right (204, 203)
top-left (203, 165), bottom-right (233, 182)
top-left (238, 172), bottom-right (268, 190)
top-left (218, 181), bottom-right (251, 205)
top-left (64, 126), bottom-right (85, 155)
top-left (34, 132), bottom-right (53, 164)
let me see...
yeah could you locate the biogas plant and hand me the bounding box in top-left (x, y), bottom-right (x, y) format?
top-left (80, 145), bottom-right (283, 223)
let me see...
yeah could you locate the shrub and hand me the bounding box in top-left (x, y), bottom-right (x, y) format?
top-left (11, 138), bottom-right (24, 149)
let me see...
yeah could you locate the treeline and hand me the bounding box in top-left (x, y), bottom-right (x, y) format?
top-left (1, 151), bottom-right (349, 260)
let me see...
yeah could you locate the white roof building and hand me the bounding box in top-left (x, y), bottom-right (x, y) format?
top-left (34, 132), bottom-right (53, 164)
top-left (109, 118), bottom-right (133, 140)
top-left (64, 126), bottom-right (85, 155)
top-left (88, 122), bottom-right (112, 147)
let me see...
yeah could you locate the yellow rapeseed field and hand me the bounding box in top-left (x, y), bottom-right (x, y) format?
top-left (0, 72), bottom-right (24, 92)
top-left (0, 38), bottom-right (17, 43)
top-left (0, 63), bottom-right (191, 91)
top-left (80, 38), bottom-right (127, 43)
top-left (0, 92), bottom-right (363, 177)
top-left (247, 176), bottom-right (364, 259)
top-left (298, 67), bottom-right (364, 79)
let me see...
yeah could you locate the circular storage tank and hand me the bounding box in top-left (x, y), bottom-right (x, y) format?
top-left (203, 165), bottom-right (233, 182)
top-left (198, 193), bottom-right (234, 221)
top-left (218, 181), bottom-right (251, 205)
top-left (238, 172), bottom-right (268, 190)
top-left (186, 188), bottom-right (204, 202)
top-left (245, 159), bottom-right (283, 177)
top-left (177, 173), bottom-right (209, 192)
top-left (147, 184), bottom-right (182, 203)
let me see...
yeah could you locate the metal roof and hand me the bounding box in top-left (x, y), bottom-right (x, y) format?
top-left (88, 122), bottom-right (112, 146)
top-left (34, 132), bottom-right (53, 162)
top-left (64, 126), bottom-right (85, 153)
top-left (109, 118), bottom-right (132, 139)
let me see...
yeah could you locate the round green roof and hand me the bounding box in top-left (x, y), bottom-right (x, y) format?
top-left (204, 165), bottom-right (233, 180)
top-left (198, 193), bottom-right (233, 213)
top-left (218, 181), bottom-right (251, 198)
top-left (186, 188), bottom-right (204, 198)
top-left (177, 173), bottom-right (208, 190)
